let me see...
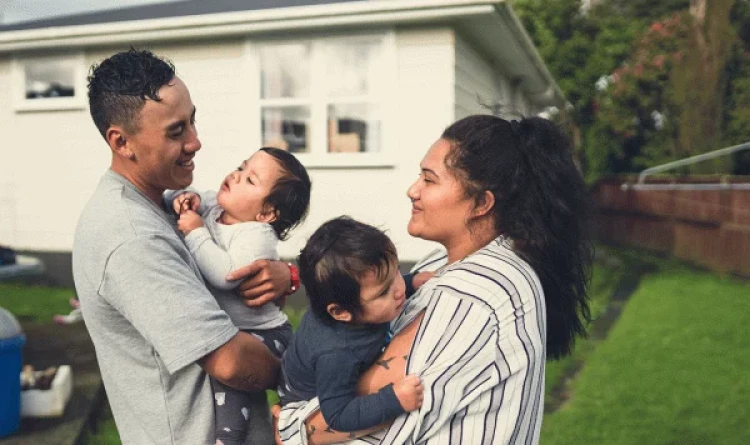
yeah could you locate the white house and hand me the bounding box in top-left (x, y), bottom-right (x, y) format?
top-left (0, 0), bottom-right (564, 285)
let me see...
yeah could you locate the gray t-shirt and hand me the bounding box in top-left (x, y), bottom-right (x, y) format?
top-left (72, 170), bottom-right (239, 445)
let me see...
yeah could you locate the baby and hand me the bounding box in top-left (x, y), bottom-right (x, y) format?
top-left (168, 147), bottom-right (311, 445)
top-left (278, 216), bottom-right (423, 435)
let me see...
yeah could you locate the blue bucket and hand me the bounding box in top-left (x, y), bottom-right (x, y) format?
top-left (0, 307), bottom-right (25, 438)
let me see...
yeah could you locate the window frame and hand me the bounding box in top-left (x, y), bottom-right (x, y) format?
top-left (11, 52), bottom-right (87, 112)
top-left (245, 30), bottom-right (397, 169)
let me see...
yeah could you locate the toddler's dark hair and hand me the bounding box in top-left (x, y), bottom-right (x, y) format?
top-left (259, 147), bottom-right (311, 240)
top-left (298, 216), bottom-right (397, 324)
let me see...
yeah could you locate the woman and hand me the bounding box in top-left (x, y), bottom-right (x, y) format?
top-left (277, 114), bottom-right (592, 445)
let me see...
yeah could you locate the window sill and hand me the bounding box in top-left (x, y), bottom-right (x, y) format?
top-left (15, 98), bottom-right (86, 113)
top-left (293, 154), bottom-right (396, 169)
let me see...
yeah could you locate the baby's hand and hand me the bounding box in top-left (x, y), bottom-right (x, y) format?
top-left (412, 271), bottom-right (436, 290)
top-left (393, 374), bottom-right (423, 412)
top-left (177, 210), bottom-right (204, 235)
top-left (173, 192), bottom-right (201, 215)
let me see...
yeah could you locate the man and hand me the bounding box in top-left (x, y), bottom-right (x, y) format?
top-left (72, 49), bottom-right (293, 444)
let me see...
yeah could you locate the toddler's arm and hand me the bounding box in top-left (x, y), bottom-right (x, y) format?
top-left (185, 223), bottom-right (278, 291)
top-left (315, 351), bottom-right (422, 433)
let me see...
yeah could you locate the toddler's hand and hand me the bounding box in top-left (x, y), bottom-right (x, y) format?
top-left (178, 210), bottom-right (204, 235)
top-left (412, 271), bottom-right (436, 290)
top-left (173, 192), bottom-right (201, 215)
top-left (393, 374), bottom-right (423, 412)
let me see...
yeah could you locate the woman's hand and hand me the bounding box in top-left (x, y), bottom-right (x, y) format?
top-left (177, 210), bottom-right (204, 235)
top-left (412, 271), bottom-right (435, 290)
top-left (226, 259), bottom-right (291, 308)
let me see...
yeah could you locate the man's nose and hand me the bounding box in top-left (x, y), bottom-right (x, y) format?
top-left (185, 126), bottom-right (201, 153)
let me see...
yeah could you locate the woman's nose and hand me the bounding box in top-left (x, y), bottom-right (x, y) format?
top-left (407, 180), bottom-right (419, 201)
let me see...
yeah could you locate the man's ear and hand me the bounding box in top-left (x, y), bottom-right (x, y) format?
top-left (471, 190), bottom-right (495, 219)
top-left (327, 303), bottom-right (352, 323)
top-left (256, 205), bottom-right (279, 224)
top-left (106, 126), bottom-right (134, 160)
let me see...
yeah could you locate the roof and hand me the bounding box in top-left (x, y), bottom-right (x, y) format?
top-left (0, 0), bottom-right (566, 107)
top-left (0, 0), bottom-right (364, 32)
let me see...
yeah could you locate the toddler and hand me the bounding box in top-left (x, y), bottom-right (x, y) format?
top-left (278, 216), bottom-right (423, 435)
top-left (168, 147), bottom-right (311, 445)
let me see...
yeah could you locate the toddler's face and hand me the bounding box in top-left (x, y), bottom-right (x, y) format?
top-left (216, 151), bottom-right (283, 223)
top-left (356, 262), bottom-right (407, 325)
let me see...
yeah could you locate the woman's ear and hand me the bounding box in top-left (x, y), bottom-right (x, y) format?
top-left (327, 303), bottom-right (352, 323)
top-left (472, 190), bottom-right (495, 218)
top-left (256, 205), bottom-right (279, 224)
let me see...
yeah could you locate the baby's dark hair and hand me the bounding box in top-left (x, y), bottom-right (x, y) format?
top-left (298, 216), bottom-right (397, 324)
top-left (259, 147), bottom-right (311, 240)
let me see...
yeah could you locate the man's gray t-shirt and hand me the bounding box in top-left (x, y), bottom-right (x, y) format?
top-left (72, 170), bottom-right (239, 445)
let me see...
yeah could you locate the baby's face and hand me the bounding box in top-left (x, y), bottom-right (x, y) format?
top-left (356, 262), bottom-right (407, 325)
top-left (216, 151), bottom-right (283, 223)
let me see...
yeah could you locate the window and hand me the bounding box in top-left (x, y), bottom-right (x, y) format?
top-left (249, 33), bottom-right (395, 167)
top-left (12, 54), bottom-right (86, 112)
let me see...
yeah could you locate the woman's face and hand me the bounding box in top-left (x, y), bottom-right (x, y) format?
top-left (406, 138), bottom-right (476, 245)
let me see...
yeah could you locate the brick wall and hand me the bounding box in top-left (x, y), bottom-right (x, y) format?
top-left (593, 177), bottom-right (750, 278)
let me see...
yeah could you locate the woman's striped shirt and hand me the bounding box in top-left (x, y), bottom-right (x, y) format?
top-left (279, 236), bottom-right (546, 445)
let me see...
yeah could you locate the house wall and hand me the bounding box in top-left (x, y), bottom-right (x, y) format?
top-left (453, 34), bottom-right (535, 120)
top-left (0, 27), bottom-right (456, 285)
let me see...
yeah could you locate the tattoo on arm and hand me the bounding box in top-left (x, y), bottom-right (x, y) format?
top-left (376, 356), bottom-right (396, 370)
top-left (403, 355), bottom-right (408, 361)
top-left (307, 424), bottom-right (317, 437)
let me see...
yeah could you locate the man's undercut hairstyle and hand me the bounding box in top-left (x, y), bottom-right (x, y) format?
top-left (87, 48), bottom-right (176, 139)
top-left (298, 216), bottom-right (397, 325)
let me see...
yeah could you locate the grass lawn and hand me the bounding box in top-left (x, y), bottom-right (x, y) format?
top-left (541, 266), bottom-right (750, 444)
top-left (544, 253), bottom-right (627, 403)
top-left (0, 282), bottom-right (74, 323)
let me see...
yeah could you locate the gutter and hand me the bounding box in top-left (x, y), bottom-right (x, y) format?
top-left (494, 2), bottom-right (566, 107)
top-left (0, 0), bottom-right (498, 53)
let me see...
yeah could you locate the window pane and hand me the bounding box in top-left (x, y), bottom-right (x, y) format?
top-left (321, 40), bottom-right (382, 97)
top-left (262, 107), bottom-right (311, 153)
top-left (260, 44), bottom-right (310, 99)
top-left (327, 104), bottom-right (380, 153)
top-left (25, 59), bottom-right (76, 99)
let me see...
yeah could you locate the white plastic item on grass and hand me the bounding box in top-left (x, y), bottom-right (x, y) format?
top-left (20, 365), bottom-right (72, 417)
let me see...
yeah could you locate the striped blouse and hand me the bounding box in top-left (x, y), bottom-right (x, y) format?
top-left (279, 236), bottom-right (546, 445)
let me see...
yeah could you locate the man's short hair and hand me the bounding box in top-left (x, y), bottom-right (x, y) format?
top-left (87, 49), bottom-right (175, 139)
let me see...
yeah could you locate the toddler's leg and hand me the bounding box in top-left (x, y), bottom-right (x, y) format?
top-left (211, 377), bottom-right (257, 445)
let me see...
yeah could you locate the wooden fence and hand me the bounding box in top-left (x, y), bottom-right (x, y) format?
top-left (592, 177), bottom-right (750, 278)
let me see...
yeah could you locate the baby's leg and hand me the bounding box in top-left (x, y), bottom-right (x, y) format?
top-left (245, 322), bottom-right (293, 358)
top-left (211, 377), bottom-right (259, 445)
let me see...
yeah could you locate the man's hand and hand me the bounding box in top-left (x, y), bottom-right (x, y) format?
top-left (177, 210), bottom-right (204, 235)
top-left (226, 259), bottom-right (291, 308)
top-left (393, 374), bottom-right (423, 412)
top-left (173, 191), bottom-right (201, 215)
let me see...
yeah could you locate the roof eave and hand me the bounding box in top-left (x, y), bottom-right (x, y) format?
top-left (0, 0), bottom-right (498, 52)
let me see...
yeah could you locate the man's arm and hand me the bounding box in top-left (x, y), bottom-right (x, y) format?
top-left (200, 331), bottom-right (280, 392)
top-left (226, 260), bottom-right (292, 307)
